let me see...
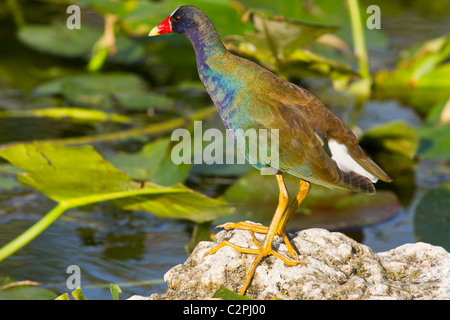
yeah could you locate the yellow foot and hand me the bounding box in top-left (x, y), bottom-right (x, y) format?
top-left (215, 221), bottom-right (299, 260)
top-left (202, 227), bottom-right (306, 296)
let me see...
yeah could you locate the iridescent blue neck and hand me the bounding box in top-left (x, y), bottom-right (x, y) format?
top-left (182, 22), bottom-right (240, 126)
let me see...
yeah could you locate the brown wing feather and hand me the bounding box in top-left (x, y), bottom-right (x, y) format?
top-left (273, 103), bottom-right (375, 194)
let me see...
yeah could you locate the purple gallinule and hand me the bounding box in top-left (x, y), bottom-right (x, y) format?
top-left (149, 5), bottom-right (392, 295)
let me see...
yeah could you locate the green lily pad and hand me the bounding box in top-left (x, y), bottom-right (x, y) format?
top-left (110, 283), bottom-right (122, 300)
top-left (416, 124), bottom-right (450, 160)
top-left (0, 283), bottom-right (58, 300)
top-left (110, 137), bottom-right (191, 186)
top-left (18, 23), bottom-right (101, 58)
top-left (70, 288), bottom-right (88, 300)
top-left (359, 121), bottom-right (419, 159)
top-left (33, 73), bottom-right (173, 110)
top-left (218, 169), bottom-right (398, 231)
top-left (374, 35), bottom-right (450, 116)
top-left (245, 10), bottom-right (339, 58)
top-left (0, 107), bottom-right (130, 124)
top-left (120, 0), bottom-right (242, 36)
top-left (79, 0), bottom-right (139, 17)
top-left (212, 286), bottom-right (252, 300)
top-left (0, 143), bottom-right (233, 223)
top-left (0, 164), bottom-right (23, 191)
top-left (414, 183), bottom-right (450, 251)
top-left (359, 121), bottom-right (419, 205)
top-left (425, 99), bottom-right (450, 125)
top-left (277, 48), bottom-right (357, 81)
top-left (225, 9), bottom-right (355, 85)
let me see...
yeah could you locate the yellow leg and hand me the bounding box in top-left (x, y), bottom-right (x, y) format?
top-left (277, 179), bottom-right (311, 235)
top-left (202, 174), bottom-right (310, 295)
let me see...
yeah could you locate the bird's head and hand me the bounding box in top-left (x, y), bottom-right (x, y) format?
top-left (148, 5), bottom-right (205, 37)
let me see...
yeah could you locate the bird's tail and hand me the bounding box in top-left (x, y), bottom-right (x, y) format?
top-left (337, 169), bottom-right (376, 194)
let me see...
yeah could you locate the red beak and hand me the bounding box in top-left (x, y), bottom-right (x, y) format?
top-left (148, 15), bottom-right (172, 36)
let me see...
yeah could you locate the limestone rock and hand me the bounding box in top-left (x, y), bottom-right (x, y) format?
top-left (142, 226), bottom-right (450, 300)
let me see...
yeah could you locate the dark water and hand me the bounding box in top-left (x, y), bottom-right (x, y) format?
top-left (0, 194), bottom-right (190, 299)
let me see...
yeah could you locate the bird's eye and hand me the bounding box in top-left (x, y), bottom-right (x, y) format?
top-left (175, 16), bottom-right (181, 22)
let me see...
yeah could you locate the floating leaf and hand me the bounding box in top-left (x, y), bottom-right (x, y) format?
top-left (416, 124), bottom-right (450, 160)
top-left (414, 183), bottom-right (450, 251)
top-left (0, 143), bottom-right (234, 262)
top-left (374, 35), bottom-right (450, 116)
top-left (33, 73), bottom-right (172, 110)
top-left (185, 222), bottom-right (212, 255)
top-left (110, 137), bottom-right (191, 186)
top-left (71, 288), bottom-right (88, 300)
top-left (359, 121), bottom-right (419, 205)
top-left (0, 107), bottom-right (130, 124)
top-left (0, 164), bottom-right (23, 191)
top-left (0, 285), bottom-right (59, 300)
top-left (18, 23), bottom-right (101, 58)
top-left (110, 283), bottom-right (122, 300)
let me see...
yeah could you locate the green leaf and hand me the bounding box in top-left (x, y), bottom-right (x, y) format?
top-left (71, 288), bottom-right (88, 300)
top-left (110, 283), bottom-right (122, 300)
top-left (359, 121), bottom-right (419, 159)
top-left (425, 99), bottom-right (450, 125)
top-left (0, 284), bottom-right (58, 300)
top-left (278, 48), bottom-right (357, 82)
top-left (416, 124), bottom-right (450, 160)
top-left (80, 0), bottom-right (139, 17)
top-left (55, 293), bottom-right (70, 300)
top-left (225, 10), bottom-right (355, 84)
top-left (87, 45), bottom-right (109, 72)
top-left (18, 23), bottom-right (101, 58)
top-left (414, 183), bottom-right (450, 251)
top-left (0, 107), bottom-right (131, 125)
top-left (0, 164), bottom-right (23, 191)
top-left (358, 121), bottom-right (419, 204)
top-left (374, 35), bottom-right (450, 116)
top-left (185, 222), bottom-right (212, 255)
top-left (246, 10), bottom-right (339, 58)
top-left (0, 143), bottom-right (233, 262)
top-left (110, 137), bottom-right (191, 186)
top-left (33, 73), bottom-right (172, 110)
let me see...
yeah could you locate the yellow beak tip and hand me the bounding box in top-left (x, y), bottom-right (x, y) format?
top-left (148, 26), bottom-right (161, 37)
